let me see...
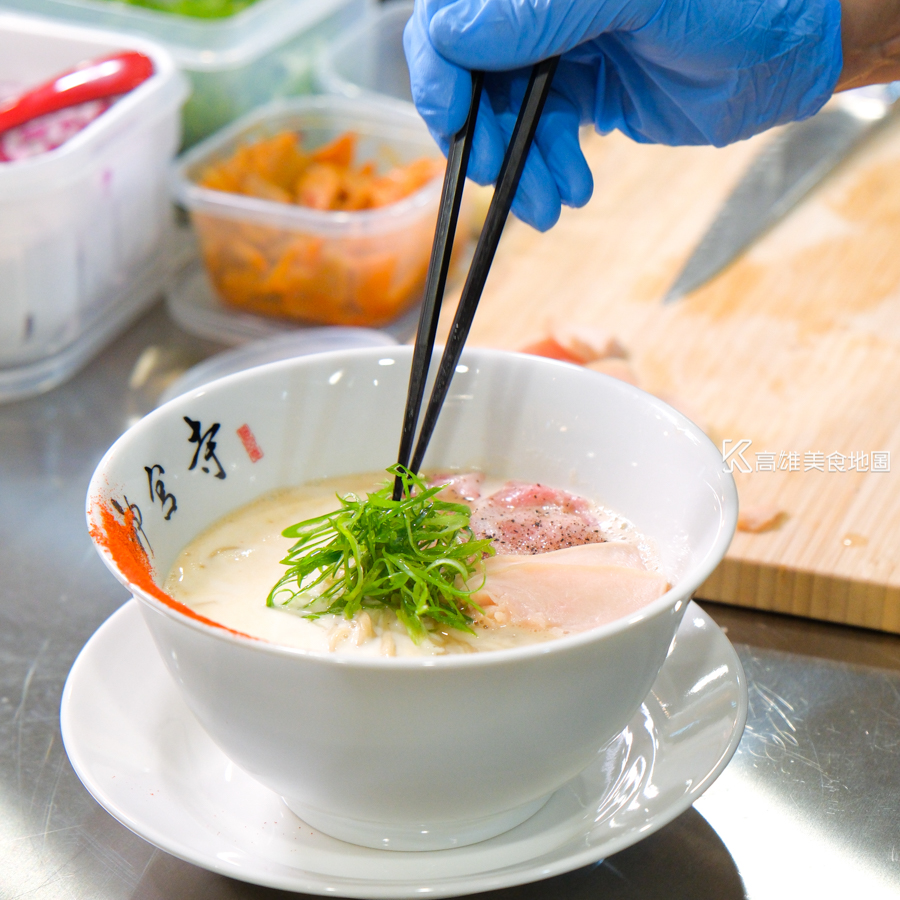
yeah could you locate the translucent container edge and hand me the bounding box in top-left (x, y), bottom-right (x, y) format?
top-left (0, 0), bottom-right (368, 71)
top-left (171, 95), bottom-right (447, 237)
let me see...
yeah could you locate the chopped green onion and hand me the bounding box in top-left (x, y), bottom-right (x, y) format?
top-left (267, 465), bottom-right (493, 641)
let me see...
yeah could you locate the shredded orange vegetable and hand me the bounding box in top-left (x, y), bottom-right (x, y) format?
top-left (193, 131), bottom-right (452, 325)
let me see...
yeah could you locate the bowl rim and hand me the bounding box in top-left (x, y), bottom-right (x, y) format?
top-left (86, 345), bottom-right (738, 669)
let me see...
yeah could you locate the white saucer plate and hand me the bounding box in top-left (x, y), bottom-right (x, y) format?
top-left (61, 600), bottom-right (747, 898)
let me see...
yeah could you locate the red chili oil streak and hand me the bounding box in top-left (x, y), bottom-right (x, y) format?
top-left (89, 498), bottom-right (257, 641)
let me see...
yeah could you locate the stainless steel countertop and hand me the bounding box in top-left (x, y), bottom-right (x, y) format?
top-left (3, 303), bottom-right (900, 899)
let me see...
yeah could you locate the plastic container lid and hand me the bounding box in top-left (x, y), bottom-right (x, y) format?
top-left (157, 326), bottom-right (398, 404)
top-left (0, 0), bottom-right (353, 71)
top-left (316, 1), bottom-right (413, 110)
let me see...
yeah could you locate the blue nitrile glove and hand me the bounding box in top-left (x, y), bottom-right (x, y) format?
top-left (403, 0), bottom-right (843, 231)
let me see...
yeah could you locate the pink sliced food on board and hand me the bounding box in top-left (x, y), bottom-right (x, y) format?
top-left (737, 504), bottom-right (785, 533)
top-left (469, 542), bottom-right (669, 633)
top-left (469, 481), bottom-right (604, 554)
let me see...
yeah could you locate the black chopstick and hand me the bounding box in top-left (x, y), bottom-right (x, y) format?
top-left (408, 55), bottom-right (560, 475)
top-left (392, 72), bottom-right (485, 500)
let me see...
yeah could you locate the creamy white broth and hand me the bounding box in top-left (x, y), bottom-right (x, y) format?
top-left (164, 472), bottom-right (665, 656)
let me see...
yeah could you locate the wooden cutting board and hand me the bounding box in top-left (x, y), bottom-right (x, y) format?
top-left (441, 113), bottom-right (900, 633)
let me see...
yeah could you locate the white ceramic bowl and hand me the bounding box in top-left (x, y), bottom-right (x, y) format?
top-left (85, 347), bottom-right (737, 851)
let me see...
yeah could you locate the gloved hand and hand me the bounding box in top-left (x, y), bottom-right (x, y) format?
top-left (404, 0), bottom-right (843, 231)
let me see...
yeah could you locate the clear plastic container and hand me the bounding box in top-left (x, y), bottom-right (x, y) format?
top-left (0, 12), bottom-right (189, 402)
top-left (0, 0), bottom-right (369, 146)
top-left (316, 1), bottom-right (414, 111)
top-left (172, 95), bottom-right (468, 329)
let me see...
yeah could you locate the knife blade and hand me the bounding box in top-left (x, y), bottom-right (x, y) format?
top-left (663, 83), bottom-right (900, 304)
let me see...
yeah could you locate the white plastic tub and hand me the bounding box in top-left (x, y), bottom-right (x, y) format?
top-left (316, 1), bottom-right (413, 111)
top-left (0, 13), bottom-right (188, 401)
top-left (1, 0), bottom-right (369, 146)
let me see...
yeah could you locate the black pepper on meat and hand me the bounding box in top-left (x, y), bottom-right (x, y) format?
top-left (468, 481), bottom-right (606, 555)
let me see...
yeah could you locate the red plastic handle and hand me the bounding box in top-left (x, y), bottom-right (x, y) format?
top-left (0, 51), bottom-right (154, 135)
